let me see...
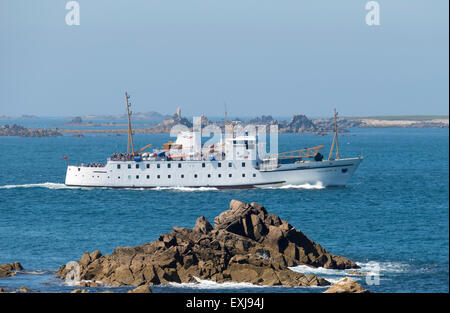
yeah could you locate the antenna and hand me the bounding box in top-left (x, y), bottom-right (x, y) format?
top-left (224, 102), bottom-right (228, 126)
top-left (125, 92), bottom-right (135, 155)
top-left (328, 108), bottom-right (340, 160)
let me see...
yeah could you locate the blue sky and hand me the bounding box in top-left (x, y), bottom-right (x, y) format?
top-left (0, 0), bottom-right (448, 117)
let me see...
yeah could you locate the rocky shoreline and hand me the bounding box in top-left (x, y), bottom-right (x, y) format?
top-left (1, 200), bottom-right (370, 293)
top-left (2, 111), bottom-right (447, 137)
top-left (0, 124), bottom-right (62, 137)
top-left (56, 200), bottom-right (358, 289)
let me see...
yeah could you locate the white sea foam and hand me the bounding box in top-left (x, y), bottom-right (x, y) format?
top-left (166, 276), bottom-right (264, 289)
top-left (289, 261), bottom-right (409, 284)
top-left (152, 186), bottom-right (219, 192)
top-left (262, 182), bottom-right (325, 190)
top-left (0, 182), bottom-right (89, 190)
top-left (0, 183), bottom-right (218, 192)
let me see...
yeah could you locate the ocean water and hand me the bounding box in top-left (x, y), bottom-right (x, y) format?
top-left (0, 127), bottom-right (448, 293)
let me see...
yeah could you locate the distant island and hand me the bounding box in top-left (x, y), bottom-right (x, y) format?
top-left (0, 124), bottom-right (62, 137)
top-left (0, 110), bottom-right (448, 137)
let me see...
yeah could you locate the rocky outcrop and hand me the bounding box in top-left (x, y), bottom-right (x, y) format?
top-left (18, 286), bottom-right (32, 292)
top-left (0, 262), bottom-right (23, 278)
top-left (279, 115), bottom-right (317, 133)
top-left (57, 200), bottom-right (358, 288)
top-left (323, 277), bottom-right (369, 293)
top-left (0, 124), bottom-right (62, 137)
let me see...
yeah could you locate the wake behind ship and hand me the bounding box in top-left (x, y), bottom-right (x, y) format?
top-left (65, 93), bottom-right (362, 189)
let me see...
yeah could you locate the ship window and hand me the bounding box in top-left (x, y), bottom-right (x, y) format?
top-left (136, 175), bottom-right (139, 179)
top-left (218, 162), bottom-right (221, 168)
top-left (78, 168), bottom-right (80, 171)
top-left (128, 175), bottom-right (131, 179)
top-left (178, 163), bottom-right (182, 168)
top-left (228, 162), bottom-right (232, 167)
top-left (194, 174), bottom-right (198, 178)
top-left (157, 175), bottom-right (160, 179)
top-left (136, 164), bottom-right (139, 169)
top-left (146, 164), bottom-right (150, 169)
top-left (181, 174), bottom-right (184, 178)
top-left (242, 174), bottom-right (245, 177)
top-left (118, 176), bottom-right (120, 179)
top-left (229, 174), bottom-right (232, 178)
top-left (253, 173), bottom-right (256, 177)
top-left (157, 164), bottom-right (160, 169)
top-left (208, 174), bottom-right (211, 178)
top-left (242, 162), bottom-right (245, 167)
top-left (202, 163), bottom-right (205, 168)
top-left (146, 175), bottom-right (150, 179)
top-left (128, 164), bottom-right (131, 169)
top-left (167, 163), bottom-right (171, 168)
top-left (342, 168), bottom-right (348, 173)
top-left (218, 174), bottom-right (222, 178)
top-left (117, 164), bottom-right (121, 169)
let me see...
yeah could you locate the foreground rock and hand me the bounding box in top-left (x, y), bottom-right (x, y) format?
top-left (324, 277), bottom-right (369, 293)
top-left (0, 262), bottom-right (23, 278)
top-left (57, 200), bottom-right (358, 287)
top-left (18, 286), bottom-right (32, 292)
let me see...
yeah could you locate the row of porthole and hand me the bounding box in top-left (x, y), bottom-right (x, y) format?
top-left (118, 162), bottom-right (246, 170)
top-left (117, 173), bottom-right (258, 180)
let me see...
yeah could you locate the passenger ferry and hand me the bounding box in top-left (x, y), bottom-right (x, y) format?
top-left (65, 93), bottom-right (362, 189)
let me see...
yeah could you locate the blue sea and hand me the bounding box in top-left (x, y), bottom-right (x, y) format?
top-left (0, 124), bottom-right (448, 293)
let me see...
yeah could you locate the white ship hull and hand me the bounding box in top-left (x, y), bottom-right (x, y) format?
top-left (65, 157), bottom-right (362, 189)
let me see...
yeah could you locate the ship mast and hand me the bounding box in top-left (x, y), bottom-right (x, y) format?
top-left (328, 109), bottom-right (340, 160)
top-left (125, 92), bottom-right (135, 155)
